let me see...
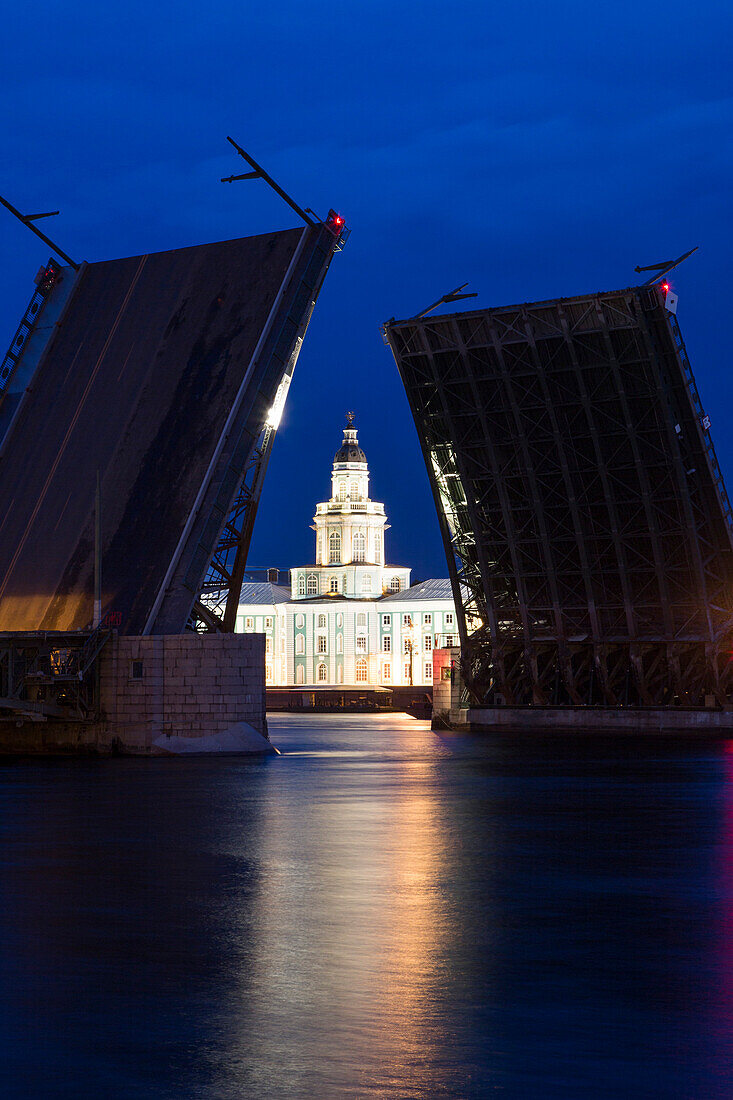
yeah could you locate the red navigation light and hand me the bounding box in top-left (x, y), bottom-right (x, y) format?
top-left (662, 282), bottom-right (670, 293)
top-left (326, 209), bottom-right (344, 232)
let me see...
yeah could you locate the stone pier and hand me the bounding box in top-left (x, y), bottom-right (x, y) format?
top-left (431, 647), bottom-right (733, 736)
top-left (0, 633), bottom-right (268, 755)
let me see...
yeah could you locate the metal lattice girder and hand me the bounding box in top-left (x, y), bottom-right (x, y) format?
top-left (192, 220), bottom-right (347, 633)
top-left (384, 284), bottom-right (733, 706)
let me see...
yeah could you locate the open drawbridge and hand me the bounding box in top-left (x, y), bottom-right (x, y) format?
top-left (0, 215), bottom-right (347, 637)
top-left (384, 282), bottom-right (733, 708)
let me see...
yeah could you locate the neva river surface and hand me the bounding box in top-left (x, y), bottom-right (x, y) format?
top-left (3, 715), bottom-right (733, 1098)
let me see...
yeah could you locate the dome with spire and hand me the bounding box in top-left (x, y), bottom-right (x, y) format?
top-left (334, 411), bottom-right (367, 465)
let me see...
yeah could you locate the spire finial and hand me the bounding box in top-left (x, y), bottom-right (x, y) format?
top-left (345, 410), bottom-right (355, 428)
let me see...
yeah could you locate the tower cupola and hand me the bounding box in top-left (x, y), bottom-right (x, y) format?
top-left (290, 413), bottom-right (409, 600)
top-left (334, 412), bottom-right (367, 465)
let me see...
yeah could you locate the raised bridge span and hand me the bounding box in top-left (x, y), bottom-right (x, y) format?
top-left (0, 216), bottom-right (346, 638)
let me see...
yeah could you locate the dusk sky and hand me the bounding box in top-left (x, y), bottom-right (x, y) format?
top-left (1, 1), bottom-right (731, 581)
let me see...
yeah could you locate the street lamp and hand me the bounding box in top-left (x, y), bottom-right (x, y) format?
top-left (405, 621), bottom-right (419, 687)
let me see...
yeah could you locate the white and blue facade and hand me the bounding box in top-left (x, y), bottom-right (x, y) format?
top-left (236, 417), bottom-right (458, 688)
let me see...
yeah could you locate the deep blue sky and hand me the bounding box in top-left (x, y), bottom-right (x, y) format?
top-left (1, 1), bottom-right (731, 581)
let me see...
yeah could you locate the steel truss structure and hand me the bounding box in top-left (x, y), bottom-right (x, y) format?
top-left (384, 285), bottom-right (733, 707)
top-left (0, 259), bottom-right (61, 399)
top-left (193, 217), bottom-right (346, 632)
top-left (0, 626), bottom-right (110, 723)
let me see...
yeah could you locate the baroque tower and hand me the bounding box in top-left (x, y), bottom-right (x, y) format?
top-left (290, 414), bottom-right (410, 599)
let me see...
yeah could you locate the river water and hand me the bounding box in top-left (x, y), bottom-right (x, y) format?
top-left (2, 714), bottom-right (733, 1098)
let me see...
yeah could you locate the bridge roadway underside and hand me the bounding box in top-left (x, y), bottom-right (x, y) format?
top-left (0, 226), bottom-right (317, 634)
top-left (386, 285), bottom-right (733, 708)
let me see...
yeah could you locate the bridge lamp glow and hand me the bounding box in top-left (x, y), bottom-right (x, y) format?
top-left (266, 339), bottom-right (303, 429)
top-left (266, 391), bottom-right (287, 430)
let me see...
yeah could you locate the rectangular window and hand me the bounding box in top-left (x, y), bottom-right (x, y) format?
top-left (404, 638), bottom-right (410, 654)
top-left (446, 635), bottom-right (454, 647)
top-left (403, 614), bottom-right (412, 627)
top-left (424, 662), bottom-right (432, 681)
top-left (382, 636), bottom-right (391, 652)
top-left (266, 665), bottom-right (272, 682)
top-left (404, 664), bottom-right (410, 679)
top-left (266, 637), bottom-right (272, 654)
top-left (356, 636), bottom-right (367, 652)
top-left (424, 635), bottom-right (432, 651)
top-left (317, 635), bottom-right (327, 653)
top-left (423, 613), bottom-right (431, 626)
top-left (265, 617), bottom-right (273, 629)
top-left (383, 663), bottom-right (391, 681)
top-left (245, 617), bottom-right (254, 631)
top-left (446, 613), bottom-right (454, 626)
top-left (382, 614), bottom-right (391, 628)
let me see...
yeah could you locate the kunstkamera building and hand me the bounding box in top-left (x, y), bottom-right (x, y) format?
top-left (236, 416), bottom-right (457, 688)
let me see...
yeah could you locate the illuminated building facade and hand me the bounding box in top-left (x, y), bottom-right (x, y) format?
top-left (236, 417), bottom-right (457, 687)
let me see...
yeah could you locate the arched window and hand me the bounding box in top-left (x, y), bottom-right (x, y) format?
top-left (296, 613), bottom-right (305, 628)
top-left (362, 574), bottom-right (372, 592)
top-left (336, 613), bottom-right (343, 627)
top-left (338, 481), bottom-right (348, 501)
top-left (329, 576), bottom-right (339, 593)
top-left (337, 665), bottom-right (344, 684)
top-left (329, 531), bottom-right (341, 564)
top-left (350, 481), bottom-right (360, 501)
top-left (355, 657), bottom-right (368, 682)
top-left (389, 577), bottom-right (401, 592)
top-left (375, 534), bottom-right (382, 564)
top-left (298, 574), bottom-right (305, 596)
top-left (318, 663), bottom-right (328, 682)
top-left (318, 613), bottom-right (326, 628)
top-left (357, 612), bottom-right (366, 628)
top-left (353, 532), bottom-right (365, 562)
top-left (295, 635), bottom-right (304, 655)
top-left (296, 665), bottom-right (305, 684)
top-left (307, 574), bottom-right (318, 595)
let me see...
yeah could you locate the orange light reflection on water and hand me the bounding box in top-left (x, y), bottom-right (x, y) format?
top-left (225, 740), bottom-right (457, 1096)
